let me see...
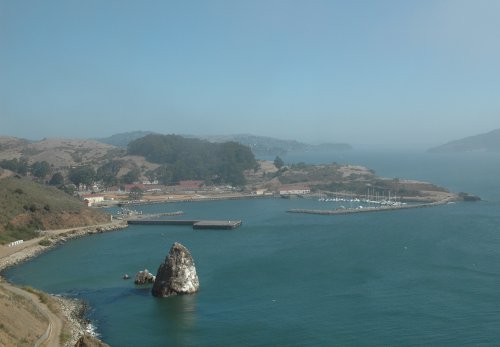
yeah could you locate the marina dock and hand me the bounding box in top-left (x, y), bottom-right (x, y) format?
top-left (127, 219), bottom-right (242, 230)
top-left (287, 198), bottom-right (453, 216)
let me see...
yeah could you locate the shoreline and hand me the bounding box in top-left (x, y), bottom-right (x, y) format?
top-left (0, 221), bottom-right (127, 346)
top-left (0, 193), bottom-right (457, 345)
top-left (0, 221), bottom-right (127, 272)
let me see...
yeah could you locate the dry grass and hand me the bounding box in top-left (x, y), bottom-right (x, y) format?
top-left (0, 283), bottom-right (47, 347)
top-left (22, 286), bottom-right (75, 345)
top-left (0, 176), bottom-right (109, 244)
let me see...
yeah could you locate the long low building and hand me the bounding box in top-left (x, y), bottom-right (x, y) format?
top-left (279, 184), bottom-right (311, 195)
top-left (81, 194), bottom-right (105, 206)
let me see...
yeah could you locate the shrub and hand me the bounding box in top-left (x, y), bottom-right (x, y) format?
top-left (39, 238), bottom-right (52, 246)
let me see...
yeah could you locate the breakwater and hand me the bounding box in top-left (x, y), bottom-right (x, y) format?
top-left (123, 211), bottom-right (184, 220)
top-left (287, 198), bottom-right (452, 216)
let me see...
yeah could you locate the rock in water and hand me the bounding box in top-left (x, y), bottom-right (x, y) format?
top-left (74, 334), bottom-right (110, 347)
top-left (152, 242), bottom-right (200, 297)
top-left (134, 269), bottom-right (155, 284)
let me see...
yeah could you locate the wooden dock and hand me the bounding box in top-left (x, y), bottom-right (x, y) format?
top-left (127, 219), bottom-right (242, 230)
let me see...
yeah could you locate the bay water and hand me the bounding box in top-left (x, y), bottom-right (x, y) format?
top-left (4, 150), bottom-right (500, 346)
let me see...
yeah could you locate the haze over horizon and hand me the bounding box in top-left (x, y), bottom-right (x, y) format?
top-left (1, 1), bottom-right (499, 147)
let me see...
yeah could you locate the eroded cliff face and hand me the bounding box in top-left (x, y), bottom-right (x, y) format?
top-left (152, 242), bottom-right (199, 298)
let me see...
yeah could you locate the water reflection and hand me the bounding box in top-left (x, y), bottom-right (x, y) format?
top-left (154, 294), bottom-right (198, 344)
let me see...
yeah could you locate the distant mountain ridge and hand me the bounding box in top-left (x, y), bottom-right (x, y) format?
top-left (95, 131), bottom-right (155, 147)
top-left (198, 134), bottom-right (351, 156)
top-left (428, 129), bottom-right (500, 153)
top-left (96, 131), bottom-right (351, 156)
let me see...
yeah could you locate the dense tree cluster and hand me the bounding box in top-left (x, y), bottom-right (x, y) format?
top-left (49, 172), bottom-right (64, 186)
top-left (128, 134), bottom-right (257, 186)
top-left (68, 166), bottom-right (96, 186)
top-left (96, 160), bottom-right (122, 186)
top-left (31, 161), bottom-right (51, 178)
top-left (0, 158), bottom-right (29, 175)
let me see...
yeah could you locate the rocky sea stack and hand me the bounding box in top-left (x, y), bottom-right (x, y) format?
top-left (152, 242), bottom-right (200, 298)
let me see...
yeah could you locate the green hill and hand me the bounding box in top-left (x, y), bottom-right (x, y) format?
top-left (0, 176), bottom-right (109, 244)
top-left (127, 134), bottom-right (257, 186)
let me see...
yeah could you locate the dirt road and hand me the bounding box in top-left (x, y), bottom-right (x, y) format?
top-left (1, 281), bottom-right (63, 347)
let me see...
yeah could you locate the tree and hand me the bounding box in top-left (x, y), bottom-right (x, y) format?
top-left (121, 168), bottom-right (140, 184)
top-left (127, 134), bottom-right (257, 186)
top-left (49, 172), bottom-right (64, 186)
top-left (274, 156), bottom-right (284, 169)
top-left (31, 161), bottom-right (51, 178)
top-left (68, 166), bottom-right (96, 186)
top-left (0, 158), bottom-right (29, 175)
top-left (96, 160), bottom-right (122, 186)
top-left (128, 186), bottom-right (143, 200)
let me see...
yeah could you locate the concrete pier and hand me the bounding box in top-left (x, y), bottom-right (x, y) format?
top-left (127, 219), bottom-right (242, 230)
top-left (286, 198), bottom-right (453, 216)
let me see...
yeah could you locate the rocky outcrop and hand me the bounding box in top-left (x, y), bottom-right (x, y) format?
top-left (134, 269), bottom-right (155, 284)
top-left (74, 334), bottom-right (110, 347)
top-left (152, 242), bottom-right (200, 297)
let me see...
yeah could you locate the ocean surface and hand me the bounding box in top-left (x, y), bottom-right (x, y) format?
top-left (4, 150), bottom-right (500, 346)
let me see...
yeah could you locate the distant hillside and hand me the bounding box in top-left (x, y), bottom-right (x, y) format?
top-left (0, 136), bottom-right (159, 184)
top-left (196, 134), bottom-right (351, 156)
top-left (0, 176), bottom-right (109, 244)
top-left (428, 129), bottom-right (500, 153)
top-left (128, 134), bottom-right (257, 186)
top-left (96, 132), bottom-right (351, 157)
top-left (0, 137), bottom-right (123, 167)
top-left (95, 131), bottom-right (155, 148)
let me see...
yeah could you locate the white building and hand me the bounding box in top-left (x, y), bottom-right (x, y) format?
top-left (279, 185), bottom-right (311, 195)
top-left (81, 194), bottom-right (105, 206)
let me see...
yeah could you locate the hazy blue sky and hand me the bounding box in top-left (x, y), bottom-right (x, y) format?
top-left (1, 0), bottom-right (499, 146)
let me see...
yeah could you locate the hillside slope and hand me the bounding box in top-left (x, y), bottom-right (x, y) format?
top-left (428, 129), bottom-right (500, 153)
top-left (0, 137), bottom-right (124, 167)
top-left (0, 176), bottom-right (109, 244)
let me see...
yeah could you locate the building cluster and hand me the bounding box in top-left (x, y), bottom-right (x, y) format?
top-left (77, 180), bottom-right (312, 206)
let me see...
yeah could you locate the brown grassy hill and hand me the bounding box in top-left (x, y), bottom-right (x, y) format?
top-left (0, 136), bottom-right (160, 180)
top-left (0, 176), bottom-right (109, 244)
top-left (0, 137), bottom-right (123, 167)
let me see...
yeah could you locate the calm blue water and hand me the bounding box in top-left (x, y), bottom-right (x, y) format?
top-left (4, 150), bottom-right (500, 346)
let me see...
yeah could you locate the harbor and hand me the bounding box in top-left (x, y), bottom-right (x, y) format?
top-left (287, 198), bottom-right (454, 216)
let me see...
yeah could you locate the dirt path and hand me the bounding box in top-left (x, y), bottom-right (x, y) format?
top-left (1, 281), bottom-right (63, 347)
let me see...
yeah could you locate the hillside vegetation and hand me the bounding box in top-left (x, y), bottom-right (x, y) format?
top-left (94, 131), bottom-right (352, 156)
top-left (0, 176), bottom-right (109, 244)
top-left (128, 134), bottom-right (257, 186)
top-left (0, 134), bottom-right (259, 188)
